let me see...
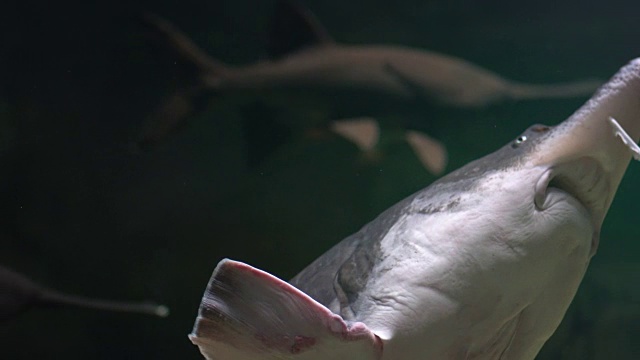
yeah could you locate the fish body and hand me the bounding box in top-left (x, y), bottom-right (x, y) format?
top-left (141, 1), bottom-right (600, 174)
top-left (211, 43), bottom-right (600, 108)
top-left (189, 57), bottom-right (640, 359)
top-left (152, 0), bottom-right (600, 108)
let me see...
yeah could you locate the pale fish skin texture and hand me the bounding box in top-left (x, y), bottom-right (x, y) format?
top-left (190, 58), bottom-right (640, 360)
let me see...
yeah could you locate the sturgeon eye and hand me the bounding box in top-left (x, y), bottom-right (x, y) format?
top-left (512, 135), bottom-right (527, 148)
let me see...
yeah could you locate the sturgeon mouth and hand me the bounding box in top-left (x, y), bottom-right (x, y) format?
top-left (534, 158), bottom-right (609, 228)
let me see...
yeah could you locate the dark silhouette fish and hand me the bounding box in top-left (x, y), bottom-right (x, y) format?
top-left (0, 265), bottom-right (168, 321)
top-left (140, 0), bottom-right (601, 174)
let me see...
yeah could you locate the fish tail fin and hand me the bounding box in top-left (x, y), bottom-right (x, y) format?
top-left (137, 13), bottom-right (230, 148)
top-left (141, 13), bottom-right (230, 82)
top-left (507, 78), bottom-right (603, 100)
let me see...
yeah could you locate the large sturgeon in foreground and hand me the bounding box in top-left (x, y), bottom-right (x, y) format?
top-left (189, 58), bottom-right (640, 359)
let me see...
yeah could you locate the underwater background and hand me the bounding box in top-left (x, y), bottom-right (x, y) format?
top-left (1, 0), bottom-right (639, 358)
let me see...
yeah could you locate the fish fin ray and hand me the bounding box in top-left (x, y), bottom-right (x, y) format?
top-left (137, 13), bottom-right (228, 147)
top-left (190, 259), bottom-right (383, 360)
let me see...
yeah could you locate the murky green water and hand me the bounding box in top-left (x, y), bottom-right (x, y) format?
top-left (1, 0), bottom-right (638, 358)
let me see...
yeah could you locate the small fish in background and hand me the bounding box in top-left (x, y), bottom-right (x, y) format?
top-left (0, 264), bottom-right (169, 321)
top-left (137, 0), bottom-right (601, 175)
top-left (187, 58), bottom-right (640, 360)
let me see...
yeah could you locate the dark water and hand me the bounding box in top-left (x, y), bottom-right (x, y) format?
top-left (1, 0), bottom-right (638, 358)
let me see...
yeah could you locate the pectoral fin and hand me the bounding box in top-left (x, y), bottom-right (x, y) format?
top-left (190, 259), bottom-right (383, 360)
top-left (405, 130), bottom-right (448, 175)
top-left (330, 117), bottom-right (380, 152)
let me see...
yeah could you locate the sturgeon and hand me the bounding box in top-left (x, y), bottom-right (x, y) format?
top-left (140, 1), bottom-right (601, 174)
top-left (188, 57), bottom-right (640, 359)
top-left (0, 265), bottom-right (169, 321)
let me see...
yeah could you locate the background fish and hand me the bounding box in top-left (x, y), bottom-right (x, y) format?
top-left (0, 264), bottom-right (168, 321)
top-left (139, 0), bottom-right (601, 175)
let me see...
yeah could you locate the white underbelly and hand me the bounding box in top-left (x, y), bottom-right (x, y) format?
top-left (356, 177), bottom-right (594, 359)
